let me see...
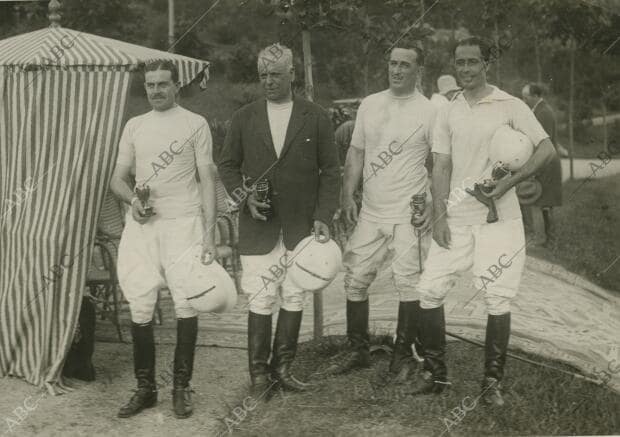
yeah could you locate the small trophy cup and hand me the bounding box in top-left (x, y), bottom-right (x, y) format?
top-left (254, 179), bottom-right (273, 219)
top-left (466, 162), bottom-right (510, 223)
top-left (135, 184), bottom-right (155, 217)
top-left (410, 192), bottom-right (427, 272)
top-left (410, 192), bottom-right (427, 228)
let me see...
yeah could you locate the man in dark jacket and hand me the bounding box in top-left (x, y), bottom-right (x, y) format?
top-left (521, 83), bottom-right (563, 245)
top-left (217, 43), bottom-right (340, 396)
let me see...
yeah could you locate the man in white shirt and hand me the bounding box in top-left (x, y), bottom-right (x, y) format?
top-left (411, 37), bottom-right (557, 406)
top-left (110, 60), bottom-right (217, 419)
top-left (323, 46), bottom-right (435, 379)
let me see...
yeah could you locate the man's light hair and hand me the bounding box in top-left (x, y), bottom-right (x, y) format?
top-left (257, 43), bottom-right (293, 71)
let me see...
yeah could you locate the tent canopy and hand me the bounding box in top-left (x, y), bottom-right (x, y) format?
top-left (0, 25), bottom-right (209, 392)
top-left (0, 27), bottom-right (209, 87)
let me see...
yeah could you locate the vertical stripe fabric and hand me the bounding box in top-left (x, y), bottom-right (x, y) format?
top-left (0, 67), bottom-right (130, 391)
top-left (0, 25), bottom-right (209, 391)
top-left (0, 27), bottom-right (209, 88)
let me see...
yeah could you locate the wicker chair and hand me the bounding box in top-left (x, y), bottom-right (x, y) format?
top-left (86, 192), bottom-right (127, 341)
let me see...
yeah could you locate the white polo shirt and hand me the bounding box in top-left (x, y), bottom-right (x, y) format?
top-left (351, 89), bottom-right (436, 224)
top-left (432, 86), bottom-right (549, 226)
top-left (117, 105), bottom-right (213, 219)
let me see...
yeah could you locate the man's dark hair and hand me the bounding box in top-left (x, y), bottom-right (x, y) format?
top-left (454, 36), bottom-right (493, 63)
top-left (528, 83), bottom-right (544, 97)
top-left (144, 60), bottom-right (179, 83)
top-left (391, 46), bottom-right (425, 66)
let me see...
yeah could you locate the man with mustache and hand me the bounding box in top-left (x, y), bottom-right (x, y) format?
top-left (217, 44), bottom-right (340, 396)
top-left (323, 46), bottom-right (434, 380)
top-left (110, 60), bottom-right (217, 419)
top-left (411, 37), bottom-right (557, 406)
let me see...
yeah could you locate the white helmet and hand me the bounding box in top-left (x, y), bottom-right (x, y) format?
top-left (174, 246), bottom-right (237, 313)
top-left (287, 236), bottom-right (343, 292)
top-left (489, 125), bottom-right (534, 171)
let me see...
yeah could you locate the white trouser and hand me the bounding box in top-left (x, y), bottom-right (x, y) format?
top-left (417, 218), bottom-right (526, 315)
top-left (343, 217), bottom-right (431, 302)
top-left (117, 214), bottom-right (203, 324)
top-left (240, 236), bottom-right (306, 315)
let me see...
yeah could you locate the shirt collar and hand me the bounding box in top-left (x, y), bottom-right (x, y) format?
top-left (455, 85), bottom-right (514, 105)
top-left (387, 88), bottom-right (421, 100)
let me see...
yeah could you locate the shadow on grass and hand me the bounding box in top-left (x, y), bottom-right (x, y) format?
top-left (218, 335), bottom-right (620, 436)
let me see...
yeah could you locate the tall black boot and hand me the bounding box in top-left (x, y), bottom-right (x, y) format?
top-left (172, 316), bottom-right (198, 419)
top-left (270, 309), bottom-right (311, 392)
top-left (411, 306), bottom-right (449, 394)
top-left (482, 313), bottom-right (511, 406)
top-left (118, 322), bottom-right (157, 418)
top-left (248, 312), bottom-right (273, 397)
top-left (389, 301), bottom-right (420, 381)
top-left (322, 299), bottom-right (370, 375)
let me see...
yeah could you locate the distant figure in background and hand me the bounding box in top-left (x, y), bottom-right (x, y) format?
top-left (521, 83), bottom-right (563, 246)
top-left (430, 75), bottom-right (461, 109)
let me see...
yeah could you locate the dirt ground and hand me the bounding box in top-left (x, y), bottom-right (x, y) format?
top-left (0, 343), bottom-right (248, 437)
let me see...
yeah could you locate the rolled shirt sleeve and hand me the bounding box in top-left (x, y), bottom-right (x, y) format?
top-left (116, 118), bottom-right (136, 167)
top-left (194, 118), bottom-right (214, 166)
top-left (431, 105), bottom-right (452, 155)
top-left (509, 99), bottom-right (550, 148)
top-left (349, 101), bottom-right (367, 151)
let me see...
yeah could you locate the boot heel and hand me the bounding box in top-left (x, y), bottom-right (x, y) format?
top-left (144, 393), bottom-right (158, 408)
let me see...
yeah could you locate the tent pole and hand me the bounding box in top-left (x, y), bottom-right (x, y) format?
top-left (168, 0), bottom-right (175, 52)
top-left (48, 0), bottom-right (62, 28)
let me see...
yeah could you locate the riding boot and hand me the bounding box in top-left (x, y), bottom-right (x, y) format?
top-left (118, 322), bottom-right (157, 418)
top-left (270, 309), bottom-right (311, 391)
top-left (322, 299), bottom-right (370, 375)
top-left (482, 313), bottom-right (511, 406)
top-left (411, 306), bottom-right (449, 394)
top-left (172, 316), bottom-right (197, 419)
top-left (248, 311), bottom-right (273, 398)
top-left (389, 301), bottom-right (420, 381)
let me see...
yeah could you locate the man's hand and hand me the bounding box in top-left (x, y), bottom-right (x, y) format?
top-left (247, 191), bottom-right (269, 221)
top-left (411, 203), bottom-right (432, 234)
top-left (201, 235), bottom-right (217, 265)
top-left (433, 217), bottom-right (451, 249)
top-left (482, 176), bottom-right (514, 200)
top-left (131, 199), bottom-right (150, 224)
top-left (313, 220), bottom-right (330, 243)
top-left (341, 195), bottom-right (358, 226)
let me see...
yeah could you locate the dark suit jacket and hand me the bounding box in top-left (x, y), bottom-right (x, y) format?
top-left (216, 97), bottom-right (341, 255)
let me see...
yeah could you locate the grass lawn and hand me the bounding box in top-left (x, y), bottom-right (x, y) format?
top-left (527, 173), bottom-right (620, 293)
top-left (224, 336), bottom-right (620, 436)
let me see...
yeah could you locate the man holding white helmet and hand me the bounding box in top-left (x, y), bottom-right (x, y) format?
top-left (217, 44), bottom-right (340, 396)
top-left (323, 45), bottom-right (435, 379)
top-left (110, 60), bottom-right (217, 419)
top-left (411, 37), bottom-right (557, 406)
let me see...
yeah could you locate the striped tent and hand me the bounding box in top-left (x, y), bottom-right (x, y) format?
top-left (0, 26), bottom-right (209, 393)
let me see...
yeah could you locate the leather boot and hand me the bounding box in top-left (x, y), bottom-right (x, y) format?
top-left (270, 309), bottom-right (311, 392)
top-left (118, 322), bottom-right (157, 418)
top-left (172, 316), bottom-right (198, 419)
top-left (322, 299), bottom-right (370, 375)
top-left (482, 313), bottom-right (510, 406)
top-left (389, 301), bottom-right (420, 382)
top-left (248, 312), bottom-right (273, 398)
top-left (411, 306), bottom-right (449, 394)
